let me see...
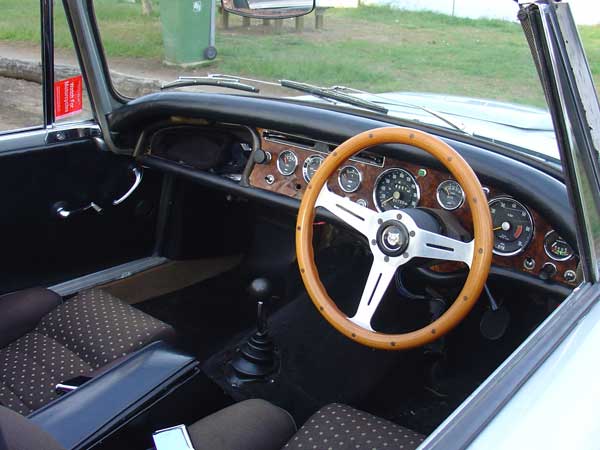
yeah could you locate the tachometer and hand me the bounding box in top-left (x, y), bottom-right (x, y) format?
top-left (544, 230), bottom-right (574, 261)
top-left (302, 154), bottom-right (325, 183)
top-left (489, 197), bottom-right (534, 256)
top-left (436, 179), bottom-right (465, 210)
top-left (338, 166), bottom-right (362, 193)
top-left (373, 168), bottom-right (420, 211)
top-left (276, 150), bottom-right (298, 176)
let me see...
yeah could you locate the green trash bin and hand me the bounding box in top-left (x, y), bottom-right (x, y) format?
top-left (160, 0), bottom-right (217, 66)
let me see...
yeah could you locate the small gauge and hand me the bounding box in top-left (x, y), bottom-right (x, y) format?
top-left (276, 150), bottom-right (298, 176)
top-left (373, 168), bottom-right (420, 211)
top-left (489, 197), bottom-right (535, 256)
top-left (544, 230), bottom-right (574, 261)
top-left (303, 154), bottom-right (325, 183)
top-left (338, 166), bottom-right (362, 193)
top-left (436, 179), bottom-right (465, 210)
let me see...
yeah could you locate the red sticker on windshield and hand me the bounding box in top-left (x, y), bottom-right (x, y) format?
top-left (54, 75), bottom-right (83, 119)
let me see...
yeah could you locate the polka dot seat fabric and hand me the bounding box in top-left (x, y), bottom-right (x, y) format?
top-left (0, 288), bottom-right (175, 415)
top-left (285, 403), bottom-right (425, 450)
top-left (187, 400), bottom-right (425, 450)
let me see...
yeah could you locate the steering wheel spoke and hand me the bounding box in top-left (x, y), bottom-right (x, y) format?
top-left (349, 257), bottom-right (397, 331)
top-left (315, 184), bottom-right (376, 237)
top-left (409, 229), bottom-right (474, 267)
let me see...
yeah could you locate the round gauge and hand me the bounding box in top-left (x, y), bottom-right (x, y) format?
top-left (338, 166), bottom-right (362, 193)
top-left (544, 230), bottom-right (574, 261)
top-left (373, 168), bottom-right (420, 212)
top-left (489, 197), bottom-right (535, 256)
top-left (303, 154), bottom-right (325, 183)
top-left (436, 179), bottom-right (465, 211)
top-left (276, 150), bottom-right (298, 176)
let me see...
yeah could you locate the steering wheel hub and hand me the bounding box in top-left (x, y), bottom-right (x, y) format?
top-left (377, 220), bottom-right (409, 256)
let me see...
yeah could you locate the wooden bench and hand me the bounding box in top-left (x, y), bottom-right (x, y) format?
top-left (219, 5), bottom-right (329, 31)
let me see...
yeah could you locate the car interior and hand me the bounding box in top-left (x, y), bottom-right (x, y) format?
top-left (0, 2), bottom-right (584, 450)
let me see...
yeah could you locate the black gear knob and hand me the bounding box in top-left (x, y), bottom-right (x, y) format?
top-left (248, 278), bottom-right (272, 302)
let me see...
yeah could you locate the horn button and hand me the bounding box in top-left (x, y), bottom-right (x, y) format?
top-left (376, 220), bottom-right (410, 257)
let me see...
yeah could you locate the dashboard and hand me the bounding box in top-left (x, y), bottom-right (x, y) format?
top-left (249, 129), bottom-right (578, 287)
top-left (112, 91), bottom-right (580, 293)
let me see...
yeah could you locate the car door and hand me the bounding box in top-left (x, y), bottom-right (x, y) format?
top-left (0, 0), bottom-right (162, 294)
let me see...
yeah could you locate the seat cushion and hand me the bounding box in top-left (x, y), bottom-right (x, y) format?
top-left (0, 288), bottom-right (175, 415)
top-left (188, 399), bottom-right (297, 450)
top-left (0, 405), bottom-right (65, 450)
top-left (0, 288), bottom-right (61, 348)
top-left (284, 403), bottom-right (425, 450)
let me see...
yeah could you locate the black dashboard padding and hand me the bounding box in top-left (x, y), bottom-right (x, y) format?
top-left (28, 342), bottom-right (197, 450)
top-left (111, 92), bottom-right (576, 247)
top-left (150, 126), bottom-right (231, 169)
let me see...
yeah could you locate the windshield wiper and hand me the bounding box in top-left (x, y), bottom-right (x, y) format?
top-left (330, 86), bottom-right (470, 135)
top-left (161, 76), bottom-right (260, 93)
top-left (279, 80), bottom-right (389, 115)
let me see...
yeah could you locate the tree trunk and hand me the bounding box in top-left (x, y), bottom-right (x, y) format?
top-left (141, 0), bottom-right (153, 16)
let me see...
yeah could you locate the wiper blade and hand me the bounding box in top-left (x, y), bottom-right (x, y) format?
top-left (280, 80), bottom-right (389, 115)
top-left (331, 86), bottom-right (470, 135)
top-left (161, 76), bottom-right (260, 93)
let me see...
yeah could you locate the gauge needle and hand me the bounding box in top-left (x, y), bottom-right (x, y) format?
top-left (493, 222), bottom-right (511, 232)
top-left (381, 191), bottom-right (401, 205)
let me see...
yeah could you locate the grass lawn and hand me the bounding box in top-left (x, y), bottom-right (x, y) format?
top-left (1, 0), bottom-right (599, 107)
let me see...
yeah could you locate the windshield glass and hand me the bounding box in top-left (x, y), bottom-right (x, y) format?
top-left (92, 0), bottom-right (600, 161)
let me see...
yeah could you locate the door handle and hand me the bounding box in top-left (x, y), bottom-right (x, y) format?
top-left (52, 166), bottom-right (142, 219)
top-left (53, 201), bottom-right (103, 219)
top-left (112, 166), bottom-right (143, 206)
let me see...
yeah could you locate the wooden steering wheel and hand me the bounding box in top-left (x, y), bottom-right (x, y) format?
top-left (296, 127), bottom-right (493, 350)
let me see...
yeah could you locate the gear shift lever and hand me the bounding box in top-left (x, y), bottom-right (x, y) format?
top-left (226, 278), bottom-right (279, 385)
top-left (250, 278), bottom-right (272, 335)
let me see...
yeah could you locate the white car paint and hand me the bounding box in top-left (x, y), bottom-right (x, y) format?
top-left (466, 296), bottom-right (600, 449)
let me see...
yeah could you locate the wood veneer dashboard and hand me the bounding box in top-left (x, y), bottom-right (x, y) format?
top-left (249, 129), bottom-right (579, 287)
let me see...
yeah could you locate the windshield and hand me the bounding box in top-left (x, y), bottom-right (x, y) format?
top-left (91, 0), bottom-right (600, 161)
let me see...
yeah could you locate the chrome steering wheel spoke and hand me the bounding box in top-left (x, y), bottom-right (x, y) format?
top-left (408, 228), bottom-right (474, 268)
top-left (349, 256), bottom-right (398, 331)
top-left (315, 184), bottom-right (377, 238)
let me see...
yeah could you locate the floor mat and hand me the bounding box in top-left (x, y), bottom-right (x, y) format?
top-left (201, 271), bottom-right (413, 426)
top-left (101, 255), bottom-right (242, 304)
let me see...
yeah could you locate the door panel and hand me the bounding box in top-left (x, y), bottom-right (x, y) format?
top-left (0, 138), bottom-right (162, 294)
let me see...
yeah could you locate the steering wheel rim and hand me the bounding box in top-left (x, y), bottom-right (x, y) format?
top-left (296, 127), bottom-right (493, 350)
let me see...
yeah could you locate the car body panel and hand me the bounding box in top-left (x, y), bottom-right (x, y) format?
top-left (296, 91), bottom-right (559, 160)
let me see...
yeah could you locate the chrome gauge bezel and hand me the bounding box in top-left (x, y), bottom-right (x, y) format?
top-left (543, 229), bottom-right (574, 261)
top-left (302, 154), bottom-right (325, 183)
top-left (338, 165), bottom-right (362, 193)
top-left (276, 150), bottom-right (298, 176)
top-left (436, 179), bottom-right (465, 211)
top-left (372, 167), bottom-right (421, 212)
top-left (489, 196), bottom-right (535, 257)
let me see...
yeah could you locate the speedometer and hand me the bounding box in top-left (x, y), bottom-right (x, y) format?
top-left (489, 197), bottom-right (534, 256)
top-left (373, 168), bottom-right (420, 211)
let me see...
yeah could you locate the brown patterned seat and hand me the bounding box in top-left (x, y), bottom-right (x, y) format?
top-left (285, 403), bottom-right (425, 450)
top-left (0, 287), bottom-right (175, 415)
top-left (188, 400), bottom-right (425, 450)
